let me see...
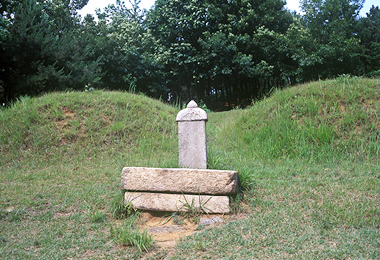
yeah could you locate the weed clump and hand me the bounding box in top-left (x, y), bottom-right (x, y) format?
top-left (110, 224), bottom-right (154, 252)
top-left (108, 191), bottom-right (155, 252)
top-left (110, 191), bottom-right (135, 219)
top-left (109, 212), bottom-right (154, 252)
top-left (88, 211), bottom-right (107, 223)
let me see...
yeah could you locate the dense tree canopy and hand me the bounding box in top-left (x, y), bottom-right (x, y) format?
top-left (0, 0), bottom-right (379, 109)
top-left (0, 0), bottom-right (101, 103)
top-left (358, 5), bottom-right (380, 75)
top-left (146, 0), bottom-right (294, 106)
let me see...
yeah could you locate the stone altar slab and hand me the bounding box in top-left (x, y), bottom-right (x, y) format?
top-left (121, 167), bottom-right (238, 195)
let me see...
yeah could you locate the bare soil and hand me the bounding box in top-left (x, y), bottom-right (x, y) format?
top-left (138, 211), bottom-right (249, 249)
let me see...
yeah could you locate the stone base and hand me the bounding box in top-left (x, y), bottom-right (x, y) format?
top-left (121, 167), bottom-right (238, 195)
top-left (124, 192), bottom-right (230, 214)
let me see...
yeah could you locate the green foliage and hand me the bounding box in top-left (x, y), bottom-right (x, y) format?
top-left (147, 0), bottom-right (294, 106)
top-left (87, 0), bottom-right (168, 98)
top-left (358, 6), bottom-right (380, 75)
top-left (301, 0), bottom-right (363, 41)
top-left (0, 0), bottom-right (102, 103)
top-left (0, 16), bottom-right (9, 49)
top-left (296, 0), bottom-right (365, 80)
top-left (198, 100), bottom-right (212, 113)
top-left (236, 167), bottom-right (256, 192)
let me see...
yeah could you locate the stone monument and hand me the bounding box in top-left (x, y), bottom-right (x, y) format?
top-left (176, 100), bottom-right (208, 169)
top-left (120, 100), bottom-right (238, 214)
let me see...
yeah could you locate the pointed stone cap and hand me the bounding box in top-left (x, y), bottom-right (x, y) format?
top-left (187, 100), bottom-right (198, 108)
top-left (176, 100), bottom-right (208, 122)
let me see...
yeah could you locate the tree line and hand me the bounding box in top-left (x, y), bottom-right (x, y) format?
top-left (1, 0), bottom-right (379, 109)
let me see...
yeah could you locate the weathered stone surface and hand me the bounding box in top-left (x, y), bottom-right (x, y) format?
top-left (199, 216), bottom-right (224, 225)
top-left (178, 121), bottom-right (207, 169)
top-left (125, 192), bottom-right (230, 213)
top-left (176, 100), bottom-right (208, 122)
top-left (176, 100), bottom-right (208, 169)
top-left (121, 167), bottom-right (238, 195)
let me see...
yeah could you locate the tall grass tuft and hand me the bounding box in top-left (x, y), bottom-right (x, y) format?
top-left (109, 213), bottom-right (154, 252)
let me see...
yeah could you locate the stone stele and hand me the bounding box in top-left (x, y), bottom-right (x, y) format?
top-left (121, 167), bottom-right (238, 195)
top-left (176, 100), bottom-right (208, 169)
top-left (125, 192), bottom-right (230, 214)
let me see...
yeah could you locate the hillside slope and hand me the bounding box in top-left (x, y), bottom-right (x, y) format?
top-left (0, 90), bottom-right (179, 168)
top-left (210, 76), bottom-right (380, 164)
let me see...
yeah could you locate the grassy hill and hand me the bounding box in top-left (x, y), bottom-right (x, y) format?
top-left (1, 77), bottom-right (380, 259)
top-left (0, 91), bottom-right (179, 168)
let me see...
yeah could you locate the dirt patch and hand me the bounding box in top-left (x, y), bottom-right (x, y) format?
top-left (138, 211), bottom-right (249, 250)
top-left (63, 108), bottom-right (75, 117)
top-left (138, 211), bottom-right (199, 248)
top-left (54, 107), bottom-right (88, 145)
top-left (52, 206), bottom-right (81, 219)
top-left (339, 102), bottom-right (346, 112)
top-left (354, 123), bottom-right (362, 135)
top-left (139, 211), bottom-right (249, 259)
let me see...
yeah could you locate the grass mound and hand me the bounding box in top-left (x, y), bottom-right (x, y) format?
top-left (0, 90), bottom-right (178, 168)
top-left (227, 76), bottom-right (380, 162)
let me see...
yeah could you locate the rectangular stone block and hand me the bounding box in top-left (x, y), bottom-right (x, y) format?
top-left (178, 120), bottom-right (207, 169)
top-left (121, 167), bottom-right (238, 195)
top-left (125, 192), bottom-right (230, 214)
top-left (176, 101), bottom-right (208, 169)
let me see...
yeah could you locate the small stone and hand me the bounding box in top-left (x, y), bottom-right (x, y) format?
top-left (199, 216), bottom-right (224, 225)
top-left (140, 212), bottom-right (155, 222)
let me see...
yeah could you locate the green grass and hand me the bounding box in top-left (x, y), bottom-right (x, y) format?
top-left (110, 212), bottom-right (154, 252)
top-left (1, 77), bottom-right (380, 259)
